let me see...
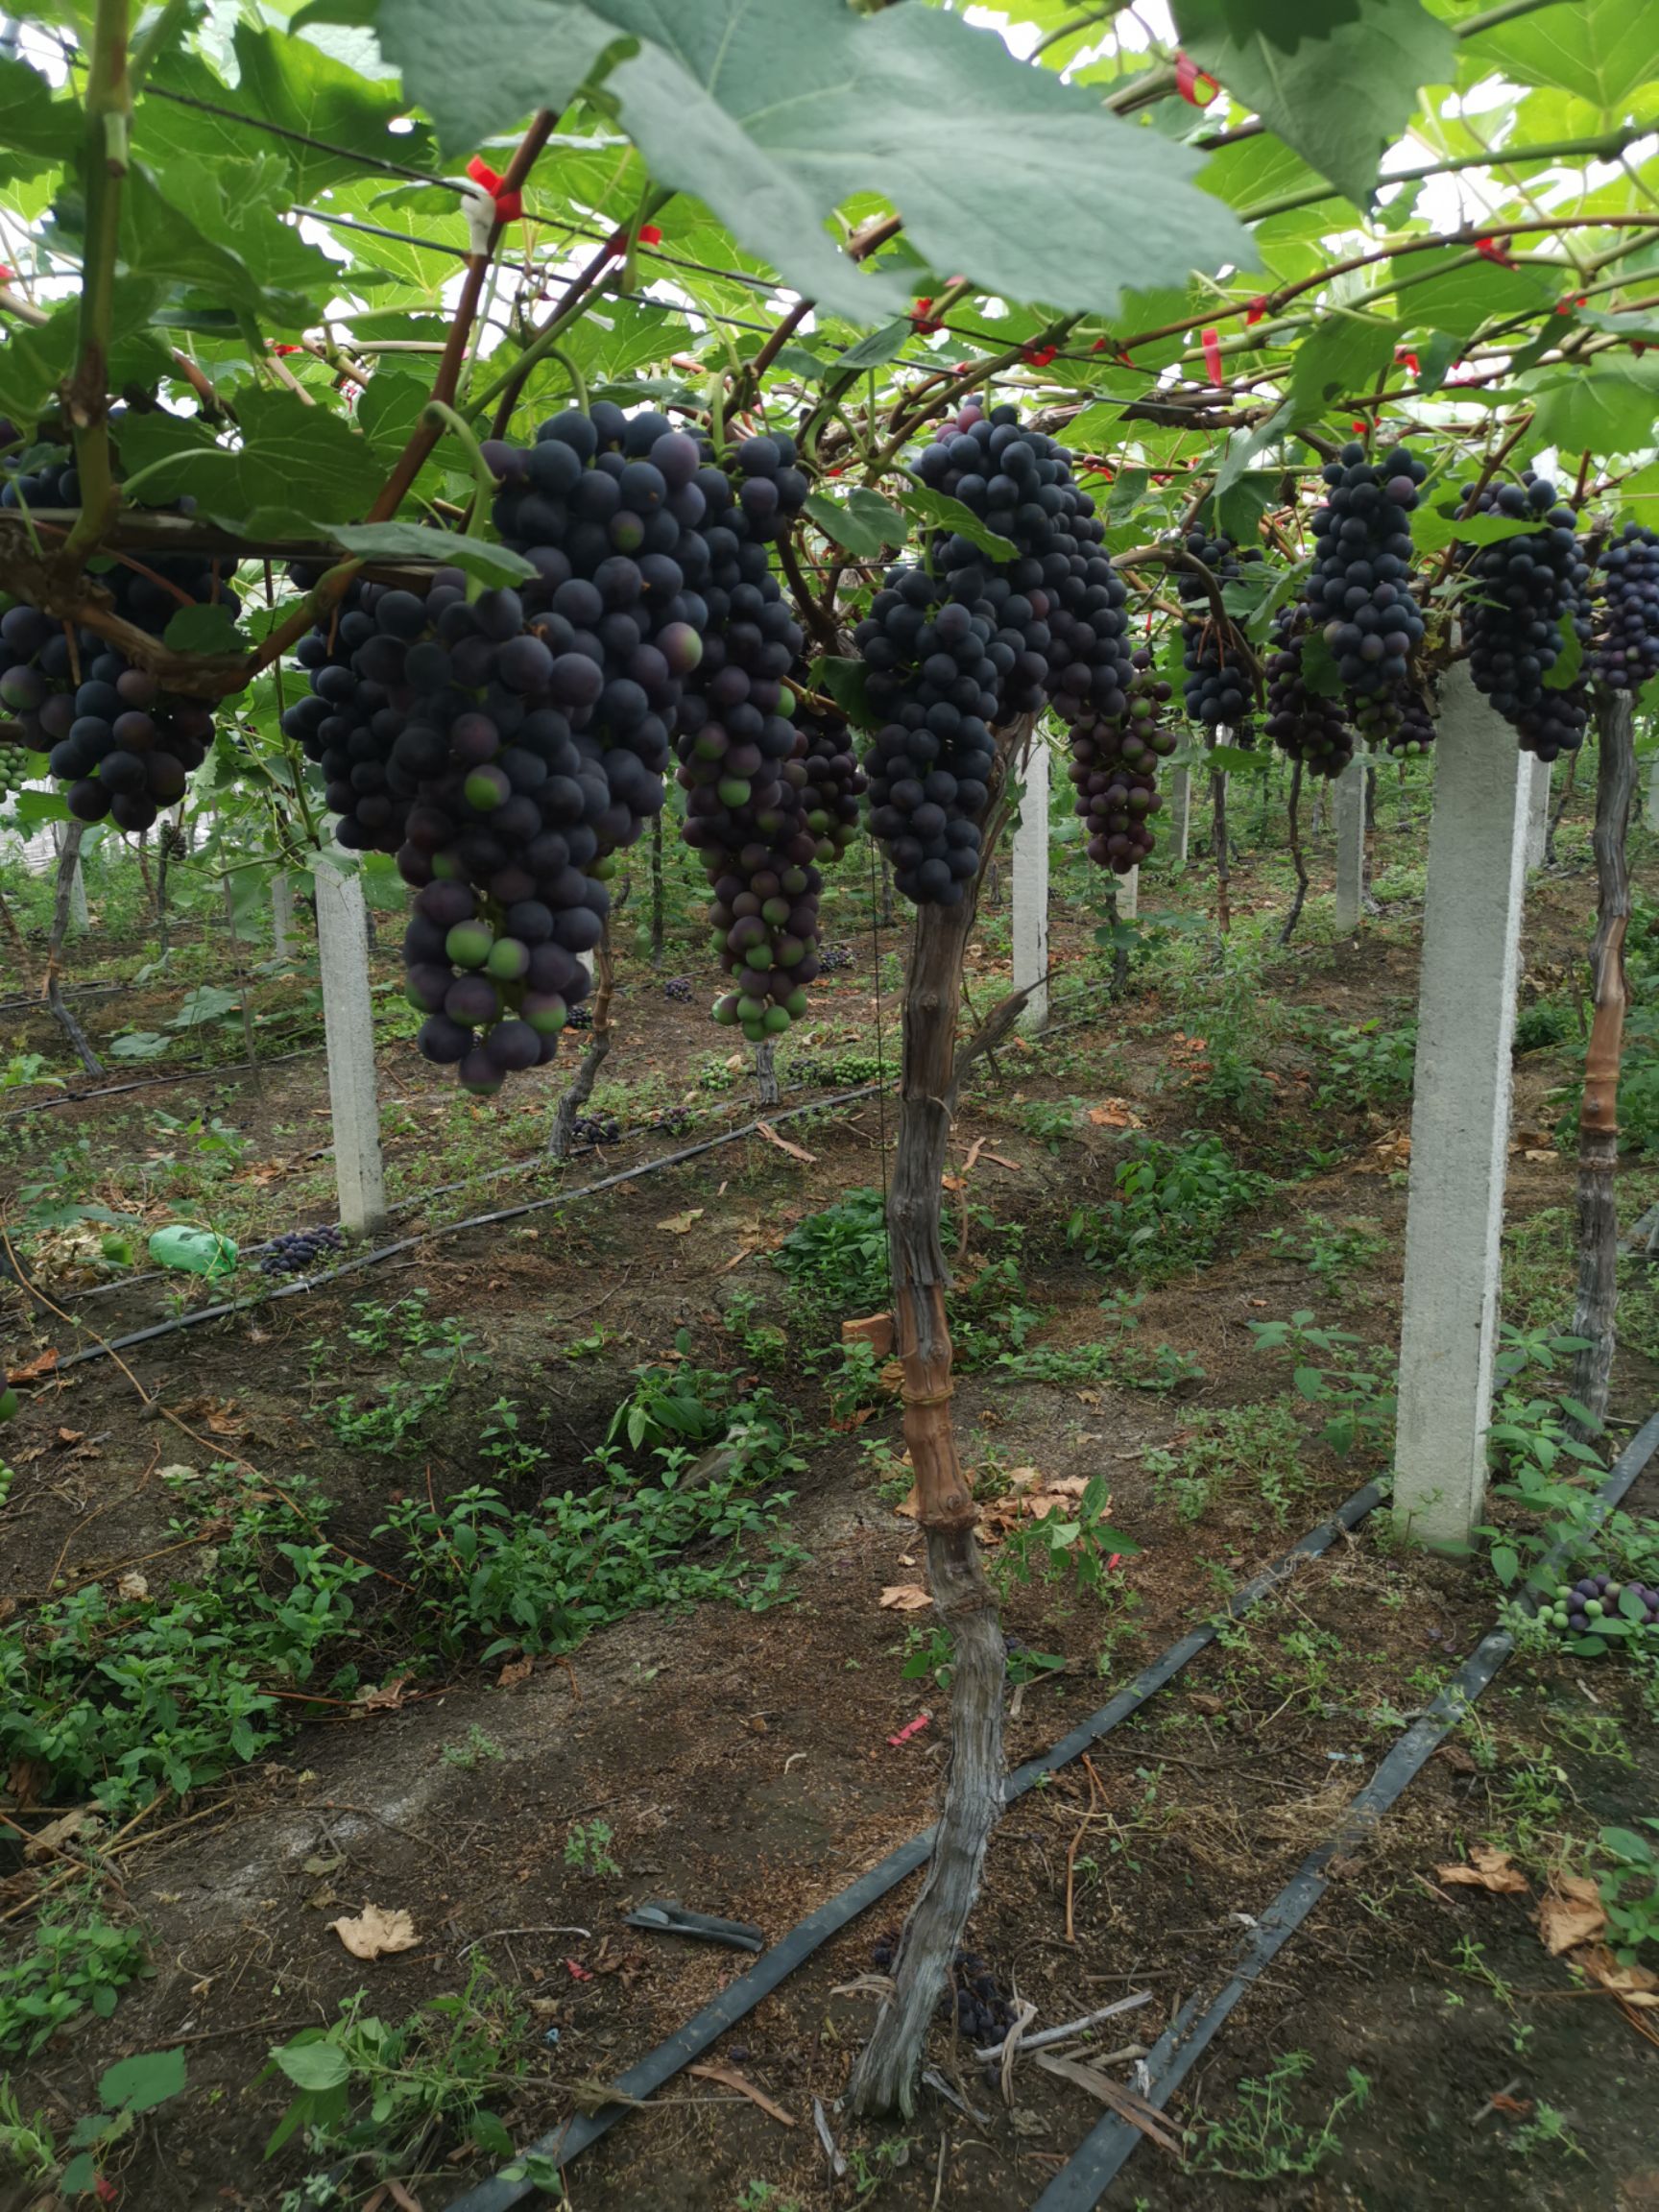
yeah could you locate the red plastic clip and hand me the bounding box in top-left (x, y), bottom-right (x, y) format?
top-left (606, 221), bottom-right (663, 253)
top-left (910, 297), bottom-right (944, 334)
top-left (1200, 325), bottom-right (1223, 384)
top-left (887, 1712), bottom-right (931, 1748)
top-left (1023, 343), bottom-right (1058, 368)
top-left (1474, 234), bottom-right (1517, 268)
top-left (1175, 52), bottom-right (1220, 105)
top-left (1394, 347), bottom-right (1420, 374)
top-left (1244, 295), bottom-right (1268, 325)
top-left (467, 156), bottom-right (523, 224)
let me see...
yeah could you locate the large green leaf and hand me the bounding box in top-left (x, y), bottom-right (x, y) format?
top-left (1288, 308), bottom-right (1399, 420)
top-left (338, 0), bottom-right (1248, 325)
top-left (329, 520), bottom-right (540, 588)
top-left (1389, 252), bottom-right (1556, 341)
top-left (1529, 361), bottom-right (1659, 457)
top-left (1468, 0), bottom-right (1659, 113)
top-left (1179, 0), bottom-right (1455, 206)
top-left (0, 54), bottom-right (78, 181)
top-left (117, 164), bottom-right (314, 329)
top-left (1177, 0), bottom-right (1364, 48)
top-left (118, 388), bottom-right (387, 533)
top-left (99, 2049), bottom-right (186, 2116)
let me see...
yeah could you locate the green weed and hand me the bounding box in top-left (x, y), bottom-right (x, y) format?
top-left (1186, 2050), bottom-right (1370, 2181)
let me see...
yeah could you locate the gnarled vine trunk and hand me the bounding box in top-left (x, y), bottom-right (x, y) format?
top-left (550, 923), bottom-right (613, 1157)
top-left (753, 1035), bottom-right (780, 1106)
top-left (850, 733), bottom-right (1027, 2119)
top-left (1568, 690), bottom-right (1635, 1440)
top-left (46, 823), bottom-right (103, 1077)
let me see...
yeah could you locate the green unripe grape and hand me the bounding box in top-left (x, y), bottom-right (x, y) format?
top-left (814, 838), bottom-right (836, 863)
top-left (744, 944), bottom-right (772, 971)
top-left (763, 1004), bottom-right (790, 1035)
top-left (761, 897), bottom-right (791, 927)
top-left (445, 920), bottom-right (493, 970)
top-left (464, 764), bottom-right (510, 811)
top-left (431, 851), bottom-right (461, 879)
top-left (1586, 1598), bottom-right (1603, 1617)
top-left (0, 1385), bottom-right (16, 1423)
top-left (486, 936), bottom-right (531, 981)
top-left (1551, 1609), bottom-right (1569, 1628)
top-left (776, 687), bottom-right (797, 718)
top-left (590, 855), bottom-right (618, 880)
top-left (807, 809), bottom-right (830, 834)
top-left (783, 988), bottom-right (809, 1019)
top-left (741, 1019), bottom-right (767, 1044)
top-left (521, 991), bottom-right (567, 1035)
top-left (736, 994), bottom-right (765, 1023)
top-left (712, 994), bottom-right (740, 1026)
top-left (781, 866), bottom-right (807, 896)
top-left (717, 777), bottom-right (752, 808)
top-left (776, 936), bottom-right (805, 968)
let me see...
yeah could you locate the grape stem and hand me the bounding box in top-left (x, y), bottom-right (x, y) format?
top-left (540, 344), bottom-right (589, 417)
top-left (421, 401), bottom-right (498, 599)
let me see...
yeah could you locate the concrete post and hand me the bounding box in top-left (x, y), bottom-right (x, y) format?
top-left (57, 823), bottom-right (89, 933)
top-left (1011, 728), bottom-right (1049, 1028)
top-left (313, 855), bottom-right (387, 1236)
top-left (1118, 865), bottom-right (1139, 921)
top-left (271, 871), bottom-right (295, 958)
top-left (1525, 754), bottom-right (1551, 870)
top-left (1169, 766), bottom-right (1190, 867)
top-left (1334, 749), bottom-right (1366, 935)
top-left (1393, 670), bottom-right (1530, 1549)
top-left (1645, 751), bottom-right (1657, 833)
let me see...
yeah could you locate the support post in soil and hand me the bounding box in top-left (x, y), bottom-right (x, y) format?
top-left (1010, 725), bottom-right (1049, 1030)
top-left (1334, 748), bottom-right (1366, 935)
top-left (46, 823), bottom-right (103, 1076)
top-left (222, 873), bottom-right (261, 1094)
top-left (753, 1035), bottom-right (781, 1107)
top-left (1393, 668), bottom-right (1530, 1548)
top-left (850, 735), bottom-right (1023, 2122)
top-left (1525, 752), bottom-right (1552, 871)
top-left (56, 822), bottom-right (90, 935)
top-left (1647, 751), bottom-right (1659, 835)
top-left (1169, 765), bottom-right (1191, 868)
top-left (271, 871), bottom-right (294, 959)
top-left (551, 924), bottom-right (613, 1157)
top-left (313, 854), bottom-right (388, 1236)
top-left (1118, 865), bottom-right (1139, 922)
top-left (1568, 689), bottom-right (1635, 1439)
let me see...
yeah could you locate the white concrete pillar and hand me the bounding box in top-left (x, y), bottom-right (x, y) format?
top-left (1011, 728), bottom-right (1049, 1028)
top-left (1644, 750), bottom-right (1657, 833)
top-left (1169, 767), bottom-right (1190, 867)
top-left (57, 823), bottom-right (89, 933)
top-left (1524, 754), bottom-right (1551, 870)
top-left (313, 855), bottom-right (387, 1236)
top-left (1334, 749), bottom-right (1366, 935)
top-left (271, 871), bottom-right (295, 958)
top-left (1394, 669), bottom-right (1530, 1549)
top-left (1118, 865), bottom-right (1139, 921)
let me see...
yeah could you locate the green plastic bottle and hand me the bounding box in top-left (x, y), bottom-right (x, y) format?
top-left (148, 1225), bottom-right (238, 1278)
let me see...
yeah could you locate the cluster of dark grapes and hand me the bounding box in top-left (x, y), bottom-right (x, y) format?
top-left (1178, 530), bottom-right (1260, 737)
top-left (1067, 649), bottom-right (1173, 875)
top-left (1591, 521), bottom-right (1659, 692)
top-left (258, 1223), bottom-right (345, 1278)
top-left (661, 974), bottom-right (694, 1003)
top-left (1303, 442), bottom-right (1430, 754)
top-left (565, 1000), bottom-right (593, 1030)
top-left (1456, 473), bottom-right (1591, 759)
top-left (1263, 612), bottom-right (1356, 778)
top-left (870, 1932), bottom-right (1014, 2046)
top-left (654, 1104), bottom-right (693, 1137)
top-left (819, 942), bottom-right (855, 974)
top-left (159, 820), bottom-right (188, 861)
top-left (568, 1110), bottom-right (621, 1146)
top-left (1544, 1572), bottom-right (1659, 1640)
top-left (854, 399), bottom-right (1128, 906)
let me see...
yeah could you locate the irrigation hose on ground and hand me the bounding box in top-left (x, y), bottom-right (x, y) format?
top-left (444, 1480), bottom-right (1385, 2212)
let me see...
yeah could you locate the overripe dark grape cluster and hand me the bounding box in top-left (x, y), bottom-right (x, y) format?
top-left (568, 1110), bottom-right (621, 1146)
top-left (819, 942), bottom-right (855, 974)
top-left (1303, 442), bottom-right (1430, 753)
top-left (1591, 521), bottom-right (1659, 691)
top-left (870, 1932), bottom-right (1014, 2046)
top-left (1178, 530), bottom-right (1260, 737)
top-left (654, 1104), bottom-right (693, 1137)
top-left (1456, 472), bottom-right (1591, 759)
top-left (1544, 1571), bottom-right (1659, 1640)
top-left (1067, 648), bottom-right (1173, 875)
top-left (565, 1000), bottom-right (593, 1031)
top-left (159, 820), bottom-right (187, 861)
top-left (661, 974), bottom-right (694, 1003)
top-left (258, 1223), bottom-right (344, 1278)
top-left (854, 399), bottom-right (1127, 906)
top-left (1263, 612), bottom-right (1356, 778)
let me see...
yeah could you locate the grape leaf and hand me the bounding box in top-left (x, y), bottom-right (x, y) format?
top-left (1529, 362), bottom-right (1659, 458)
top-left (1175, 0), bottom-right (1363, 51)
top-left (1391, 252), bottom-right (1557, 342)
top-left (1467, 0), bottom-right (1659, 112)
top-left (1178, 0), bottom-right (1455, 207)
top-left (99, 2049), bottom-right (186, 2116)
top-left (163, 605), bottom-right (246, 656)
top-left (803, 488), bottom-right (906, 562)
top-left (272, 2040), bottom-right (352, 2092)
top-left (0, 54), bottom-right (77, 180)
top-left (339, 0), bottom-right (1249, 325)
top-left (833, 321), bottom-right (916, 374)
top-left (896, 485), bottom-right (1016, 562)
top-left (117, 162), bottom-right (314, 328)
top-left (1287, 308), bottom-right (1400, 419)
top-left (327, 522), bottom-right (539, 589)
top-left (818, 654), bottom-right (877, 733)
top-left (129, 389), bottom-right (387, 534)
top-left (1542, 619), bottom-right (1582, 692)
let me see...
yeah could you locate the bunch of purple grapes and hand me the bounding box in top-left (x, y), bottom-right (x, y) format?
top-left (870, 1931), bottom-right (1014, 2046)
top-left (1067, 648), bottom-right (1172, 875)
top-left (1545, 1571), bottom-right (1659, 1640)
top-left (1456, 472), bottom-right (1591, 759)
top-left (661, 974), bottom-right (694, 1003)
top-left (1263, 611), bottom-right (1356, 778)
top-left (1304, 441), bottom-right (1430, 754)
top-left (819, 942), bottom-right (855, 974)
top-left (1591, 521), bottom-right (1659, 692)
top-left (568, 1110), bottom-right (621, 1146)
top-left (259, 1223), bottom-right (344, 1278)
top-left (1178, 528), bottom-right (1261, 738)
top-left (854, 399), bottom-right (1129, 907)
top-left (653, 1104), bottom-right (693, 1137)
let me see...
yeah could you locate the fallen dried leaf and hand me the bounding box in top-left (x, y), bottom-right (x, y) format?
top-left (23, 1809), bottom-right (88, 1862)
top-left (1578, 1943), bottom-right (1659, 2006)
top-left (755, 1120), bottom-right (816, 1165)
top-left (1436, 1844), bottom-right (1529, 1896)
top-left (328, 1903), bottom-right (419, 1960)
top-left (352, 1674), bottom-right (414, 1713)
top-left (656, 1208), bottom-right (704, 1235)
top-left (496, 1657), bottom-right (533, 1689)
top-left (9, 1347), bottom-right (59, 1383)
top-left (1087, 1100), bottom-right (1142, 1129)
top-left (1538, 1872), bottom-right (1606, 1955)
top-left (879, 1585), bottom-right (932, 1612)
top-left (689, 2062), bottom-right (796, 2127)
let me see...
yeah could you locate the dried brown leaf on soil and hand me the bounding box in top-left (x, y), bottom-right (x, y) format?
top-left (352, 1674), bottom-right (415, 1712)
top-left (1577, 1943), bottom-right (1659, 2007)
top-left (756, 1120), bottom-right (816, 1165)
top-left (9, 1347), bottom-right (59, 1383)
top-left (1435, 1844), bottom-right (1529, 1895)
top-left (1087, 1100), bottom-right (1142, 1129)
top-left (688, 2062), bottom-right (796, 2126)
top-left (879, 1585), bottom-right (932, 1612)
top-left (656, 1209), bottom-right (704, 1235)
top-left (23, 1809), bottom-right (88, 1862)
top-left (328, 1903), bottom-right (419, 1960)
top-left (1537, 1872), bottom-right (1606, 1955)
top-left (496, 1658), bottom-right (533, 1689)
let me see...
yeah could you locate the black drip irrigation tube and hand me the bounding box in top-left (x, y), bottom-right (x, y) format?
top-left (0, 1043), bottom-right (328, 1119)
top-left (1031, 1402), bottom-right (1659, 2212)
top-left (444, 1480), bottom-right (1385, 2212)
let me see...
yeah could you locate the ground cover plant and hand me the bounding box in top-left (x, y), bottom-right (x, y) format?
top-left (1, 0), bottom-right (1658, 2206)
